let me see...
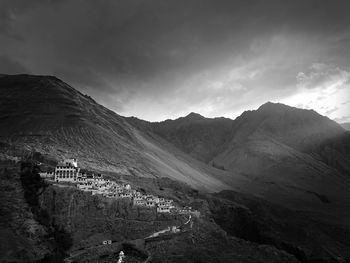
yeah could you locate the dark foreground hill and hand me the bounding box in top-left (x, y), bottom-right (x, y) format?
top-left (3, 161), bottom-right (350, 262)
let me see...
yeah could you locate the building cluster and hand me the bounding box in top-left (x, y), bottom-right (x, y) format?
top-left (39, 158), bottom-right (188, 214)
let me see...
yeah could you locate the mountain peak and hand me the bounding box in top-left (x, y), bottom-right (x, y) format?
top-left (258, 102), bottom-right (293, 111)
top-left (184, 112), bottom-right (205, 120)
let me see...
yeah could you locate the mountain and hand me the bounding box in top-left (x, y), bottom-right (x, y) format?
top-left (1, 74), bottom-right (350, 222)
top-left (341, 122), bottom-right (350, 131)
top-left (209, 103), bottom-right (350, 220)
top-left (0, 74), bottom-right (245, 192)
top-left (2, 74), bottom-right (350, 262)
top-left (128, 112), bottom-right (233, 163)
top-left (129, 102), bottom-right (350, 222)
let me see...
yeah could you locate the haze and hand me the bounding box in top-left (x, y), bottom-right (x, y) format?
top-left (0, 0), bottom-right (349, 122)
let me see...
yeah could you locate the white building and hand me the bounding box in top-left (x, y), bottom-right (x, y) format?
top-left (77, 182), bottom-right (93, 190)
top-left (157, 206), bottom-right (170, 213)
top-left (133, 196), bottom-right (144, 205)
top-left (54, 160), bottom-right (80, 183)
top-left (123, 184), bottom-right (131, 190)
top-left (77, 174), bottom-right (87, 183)
top-left (94, 174), bottom-right (105, 184)
top-left (39, 171), bottom-right (54, 179)
top-left (146, 201), bottom-right (156, 207)
top-left (119, 192), bottom-right (132, 198)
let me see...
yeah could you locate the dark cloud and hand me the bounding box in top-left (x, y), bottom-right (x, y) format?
top-left (1, 0), bottom-right (350, 120)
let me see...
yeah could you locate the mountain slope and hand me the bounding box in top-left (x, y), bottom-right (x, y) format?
top-left (128, 112), bottom-right (233, 163)
top-left (1, 74), bottom-right (350, 223)
top-left (0, 74), bottom-right (240, 192)
top-left (131, 102), bottom-right (350, 219)
top-left (209, 103), bottom-right (350, 217)
top-left (211, 102), bottom-right (350, 176)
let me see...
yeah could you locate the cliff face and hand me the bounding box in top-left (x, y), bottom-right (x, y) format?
top-left (39, 185), bottom-right (183, 249)
top-left (0, 161), bottom-right (52, 262)
top-left (40, 184), bottom-right (299, 263)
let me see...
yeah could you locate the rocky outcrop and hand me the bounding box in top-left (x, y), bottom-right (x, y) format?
top-left (39, 185), bottom-right (185, 249)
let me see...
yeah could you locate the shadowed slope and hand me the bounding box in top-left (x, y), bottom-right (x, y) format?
top-left (210, 103), bottom-right (350, 217)
top-left (0, 74), bottom-right (238, 192)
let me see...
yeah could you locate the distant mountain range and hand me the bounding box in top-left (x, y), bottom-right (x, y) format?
top-left (1, 74), bottom-right (350, 223)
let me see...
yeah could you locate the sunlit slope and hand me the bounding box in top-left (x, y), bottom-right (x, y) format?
top-left (211, 103), bottom-right (350, 215)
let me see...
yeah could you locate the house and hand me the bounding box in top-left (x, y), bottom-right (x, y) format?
top-left (94, 173), bottom-right (105, 184)
top-left (133, 196), bottom-right (144, 206)
top-left (106, 192), bottom-right (118, 198)
top-left (157, 206), bottom-right (170, 213)
top-left (77, 182), bottom-right (93, 190)
top-left (96, 184), bottom-right (107, 191)
top-left (158, 202), bottom-right (169, 208)
top-left (164, 199), bottom-right (175, 208)
top-left (171, 226), bottom-right (180, 233)
top-left (119, 192), bottom-right (132, 198)
top-left (146, 195), bottom-right (158, 203)
top-left (86, 174), bottom-right (95, 183)
top-left (134, 199), bottom-right (146, 206)
top-left (134, 191), bottom-right (142, 197)
top-left (39, 171), bottom-right (54, 179)
top-left (76, 173), bottom-right (87, 183)
top-left (146, 201), bottom-right (156, 207)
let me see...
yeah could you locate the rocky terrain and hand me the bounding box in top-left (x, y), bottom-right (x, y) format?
top-left (1, 160), bottom-right (302, 263)
top-left (1, 74), bottom-right (350, 262)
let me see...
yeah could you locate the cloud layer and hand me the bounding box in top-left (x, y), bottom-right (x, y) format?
top-left (1, 0), bottom-right (349, 121)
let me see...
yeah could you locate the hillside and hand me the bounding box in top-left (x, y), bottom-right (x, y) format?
top-left (1, 74), bottom-right (350, 223)
top-left (2, 74), bottom-right (350, 262)
top-left (0, 74), bottom-right (243, 192)
top-left (130, 102), bottom-right (350, 220)
top-left (149, 113), bottom-right (233, 163)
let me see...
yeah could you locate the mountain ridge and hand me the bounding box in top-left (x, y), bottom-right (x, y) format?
top-left (1, 74), bottom-right (350, 222)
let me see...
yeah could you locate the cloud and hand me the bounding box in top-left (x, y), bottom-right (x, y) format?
top-left (324, 107), bottom-right (339, 116)
top-left (0, 55), bottom-right (27, 74)
top-left (334, 115), bottom-right (350, 123)
top-left (297, 63), bottom-right (350, 91)
top-left (282, 63), bottom-right (350, 120)
top-left (0, 0), bottom-right (350, 120)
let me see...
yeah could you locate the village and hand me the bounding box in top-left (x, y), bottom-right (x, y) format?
top-left (39, 158), bottom-right (197, 215)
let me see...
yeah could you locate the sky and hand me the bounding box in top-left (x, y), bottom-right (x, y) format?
top-left (0, 0), bottom-right (350, 122)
